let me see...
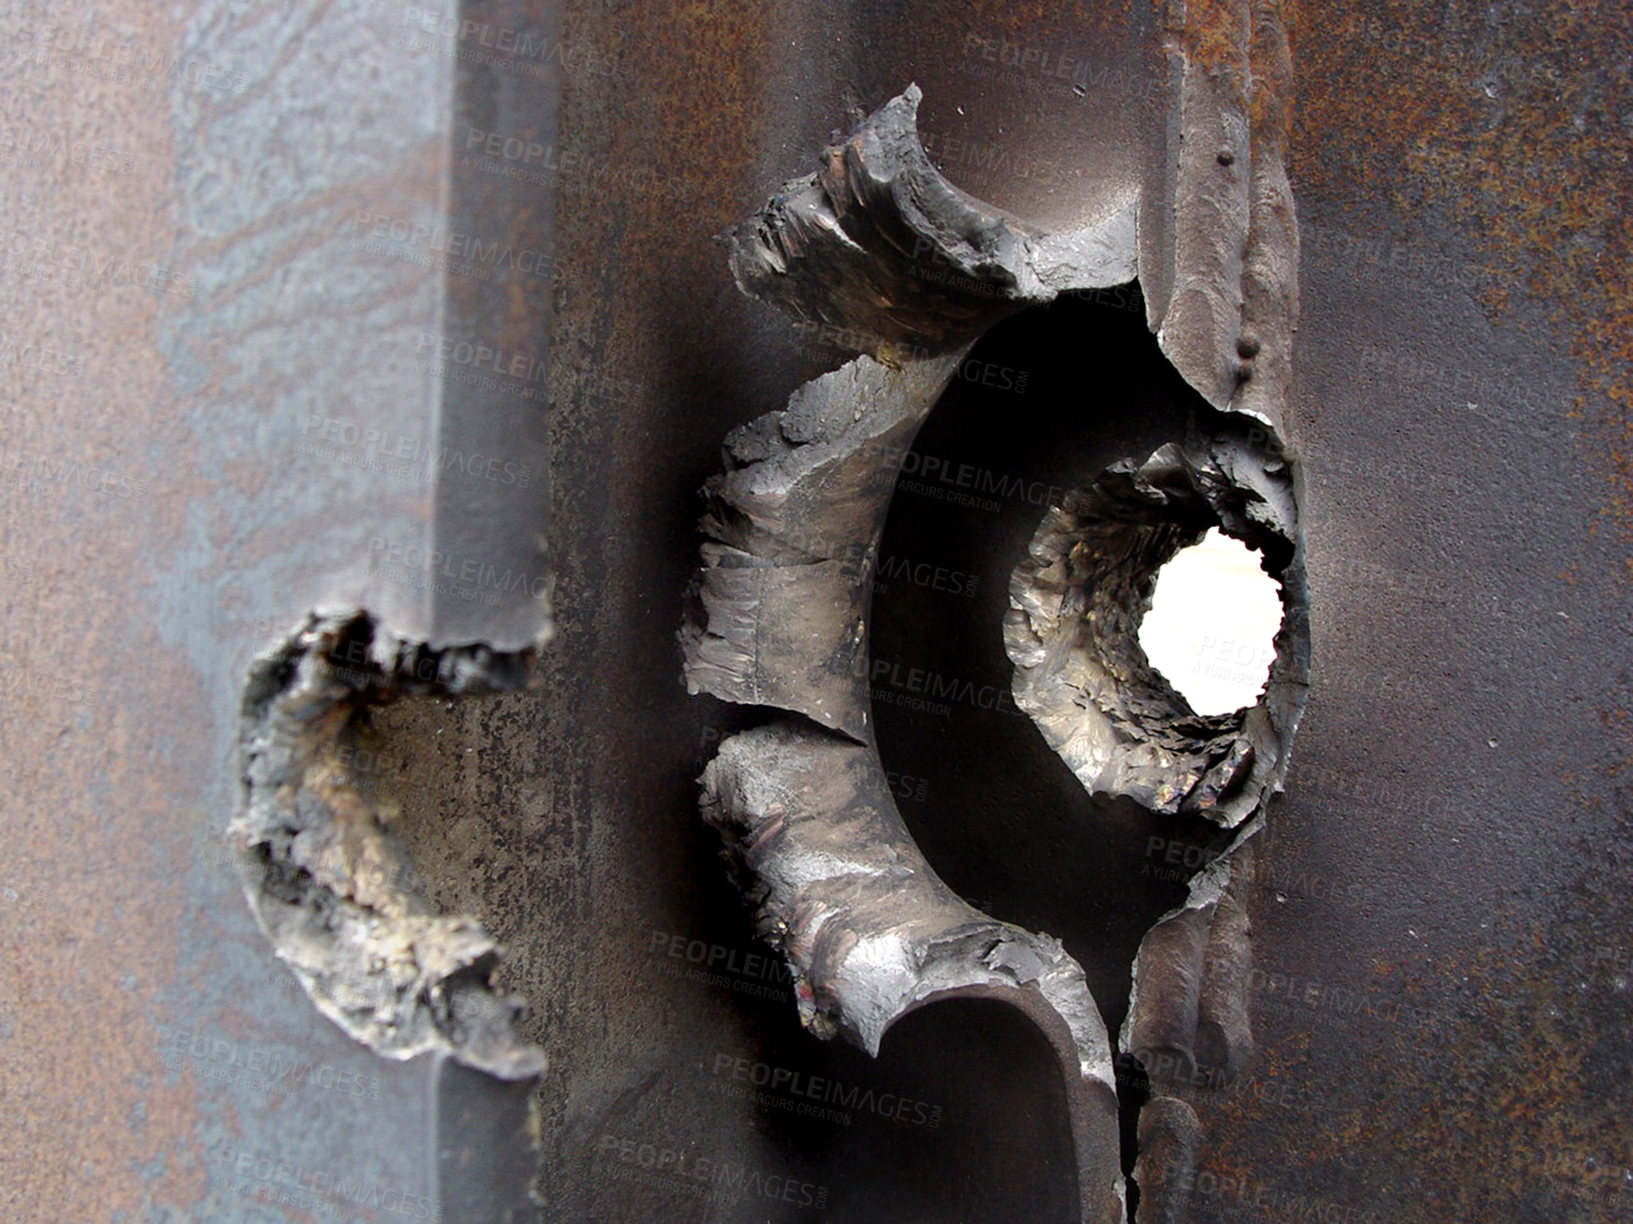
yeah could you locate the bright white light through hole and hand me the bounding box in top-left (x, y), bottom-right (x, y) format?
top-left (1137, 528), bottom-right (1284, 716)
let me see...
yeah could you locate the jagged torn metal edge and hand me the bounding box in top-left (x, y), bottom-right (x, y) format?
top-left (1123, 0), bottom-right (1302, 1211)
top-left (1002, 429), bottom-right (1310, 1103)
top-left (701, 722), bottom-right (1127, 1224)
top-left (689, 33), bottom-right (1301, 1215)
top-left (1004, 428), bottom-right (1308, 830)
top-left (725, 83), bottom-right (1139, 367)
top-left (685, 84), bottom-right (1148, 1224)
top-left (234, 609), bottom-right (548, 1080)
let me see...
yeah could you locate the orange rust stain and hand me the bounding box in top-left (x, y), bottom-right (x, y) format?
top-left (1186, 0), bottom-right (1251, 79)
top-left (1293, 0), bottom-right (1633, 571)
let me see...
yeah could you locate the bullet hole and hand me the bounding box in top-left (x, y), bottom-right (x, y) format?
top-left (1005, 426), bottom-right (1303, 828)
top-left (1137, 528), bottom-right (1285, 716)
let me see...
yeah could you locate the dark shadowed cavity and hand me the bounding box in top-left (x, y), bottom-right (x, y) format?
top-left (868, 288), bottom-right (1243, 1158)
top-left (746, 997), bottom-right (1080, 1224)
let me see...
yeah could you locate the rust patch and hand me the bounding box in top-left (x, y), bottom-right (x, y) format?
top-left (1293, 0), bottom-right (1633, 568)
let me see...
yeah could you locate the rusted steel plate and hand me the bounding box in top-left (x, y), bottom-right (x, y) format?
top-left (2, 1), bottom-right (1628, 1222)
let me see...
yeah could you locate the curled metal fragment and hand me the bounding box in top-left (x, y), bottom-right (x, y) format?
top-left (1122, 902), bottom-right (1213, 1089)
top-left (681, 351), bottom-right (964, 740)
top-left (1123, 842), bottom-right (1257, 1090)
top-left (727, 84), bottom-right (1137, 365)
top-left (234, 610), bottom-right (547, 1080)
top-left (726, 84), bottom-right (1041, 363)
top-left (1132, 1095), bottom-right (1202, 1224)
top-left (702, 721), bottom-right (1125, 1224)
top-left (688, 87), bottom-right (1159, 746)
top-left (1195, 866), bottom-right (1255, 1083)
top-left (1004, 428), bottom-right (1307, 827)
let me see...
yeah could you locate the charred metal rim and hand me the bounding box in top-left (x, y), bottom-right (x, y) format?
top-left (1005, 430), bottom-right (1309, 827)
